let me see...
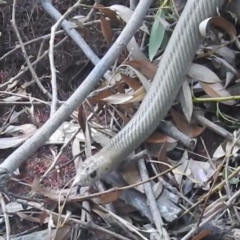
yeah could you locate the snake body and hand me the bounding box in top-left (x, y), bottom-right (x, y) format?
top-left (73, 0), bottom-right (225, 186)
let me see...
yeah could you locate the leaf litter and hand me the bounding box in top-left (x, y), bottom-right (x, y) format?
top-left (2, 1), bottom-right (240, 240)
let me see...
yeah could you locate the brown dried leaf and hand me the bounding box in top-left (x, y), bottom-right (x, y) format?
top-left (157, 142), bottom-right (169, 172)
top-left (39, 211), bottom-right (48, 225)
top-left (170, 109), bottom-right (205, 138)
top-left (95, 4), bottom-right (119, 24)
top-left (191, 230), bottom-right (212, 240)
top-left (100, 13), bottom-right (113, 46)
top-left (116, 80), bottom-right (125, 94)
top-left (125, 60), bottom-right (157, 79)
top-left (200, 81), bottom-right (236, 105)
top-left (98, 190), bottom-right (121, 204)
top-left (146, 132), bottom-right (177, 143)
top-left (71, 19), bottom-right (89, 38)
top-left (121, 74), bottom-right (141, 90)
top-left (78, 104), bottom-right (86, 134)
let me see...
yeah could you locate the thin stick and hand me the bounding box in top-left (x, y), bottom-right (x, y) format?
top-left (11, 0), bottom-right (52, 100)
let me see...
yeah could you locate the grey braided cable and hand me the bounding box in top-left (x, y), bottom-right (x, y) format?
top-left (74, 0), bottom-right (225, 186)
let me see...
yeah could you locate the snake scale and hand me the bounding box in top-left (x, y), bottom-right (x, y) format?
top-left (73, 0), bottom-right (225, 186)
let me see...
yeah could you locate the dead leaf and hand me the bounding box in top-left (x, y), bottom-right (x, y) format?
top-left (120, 161), bottom-right (144, 193)
top-left (2, 88), bottom-right (27, 102)
top-left (211, 56), bottom-right (237, 76)
top-left (84, 122), bottom-right (93, 158)
top-left (17, 212), bottom-right (49, 224)
top-left (200, 81), bottom-right (236, 105)
top-left (152, 181), bottom-right (163, 199)
top-left (39, 211), bottom-right (48, 225)
top-left (78, 104), bottom-right (86, 134)
top-left (124, 60), bottom-right (157, 79)
top-left (189, 159), bottom-right (209, 185)
top-left (170, 109), bottom-right (205, 137)
top-left (120, 74), bottom-right (141, 90)
top-left (0, 124), bottom-right (37, 149)
top-left (123, 64), bottom-right (151, 91)
top-left (97, 190), bottom-right (121, 204)
top-left (72, 137), bottom-right (82, 170)
top-left (170, 150), bottom-right (189, 185)
top-left (199, 16), bottom-right (240, 49)
top-left (207, 45), bottom-right (235, 65)
top-left (203, 197), bottom-right (227, 218)
top-left (95, 4), bottom-right (119, 24)
top-left (102, 93), bottom-right (133, 104)
top-left (178, 80), bottom-right (193, 123)
top-left (212, 140), bottom-right (240, 160)
top-left (156, 142), bottom-right (169, 173)
top-left (188, 63), bottom-right (221, 83)
top-left (127, 37), bottom-right (149, 62)
top-left (53, 226), bottom-right (71, 240)
top-left (31, 176), bottom-right (40, 193)
top-left (71, 18), bottom-right (89, 38)
top-left (146, 132), bottom-right (176, 143)
top-left (100, 13), bottom-right (113, 46)
top-left (191, 230), bottom-right (212, 240)
top-left (107, 4), bottom-right (149, 34)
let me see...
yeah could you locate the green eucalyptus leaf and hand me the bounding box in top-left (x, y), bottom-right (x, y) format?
top-left (149, 10), bottom-right (166, 61)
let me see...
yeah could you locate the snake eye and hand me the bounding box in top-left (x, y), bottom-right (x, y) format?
top-left (90, 170), bottom-right (97, 179)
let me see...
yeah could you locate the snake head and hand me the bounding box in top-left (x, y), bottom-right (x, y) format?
top-left (72, 156), bottom-right (101, 187)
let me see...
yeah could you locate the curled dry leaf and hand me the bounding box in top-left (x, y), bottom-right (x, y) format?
top-left (170, 109), bottom-right (205, 138)
top-left (200, 81), bottom-right (236, 105)
top-left (100, 13), bottom-right (113, 46)
top-left (199, 16), bottom-right (240, 49)
top-left (122, 64), bottom-right (151, 91)
top-left (188, 63), bottom-right (221, 83)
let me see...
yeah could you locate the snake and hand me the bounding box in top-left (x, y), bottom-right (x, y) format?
top-left (73, 0), bottom-right (225, 187)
